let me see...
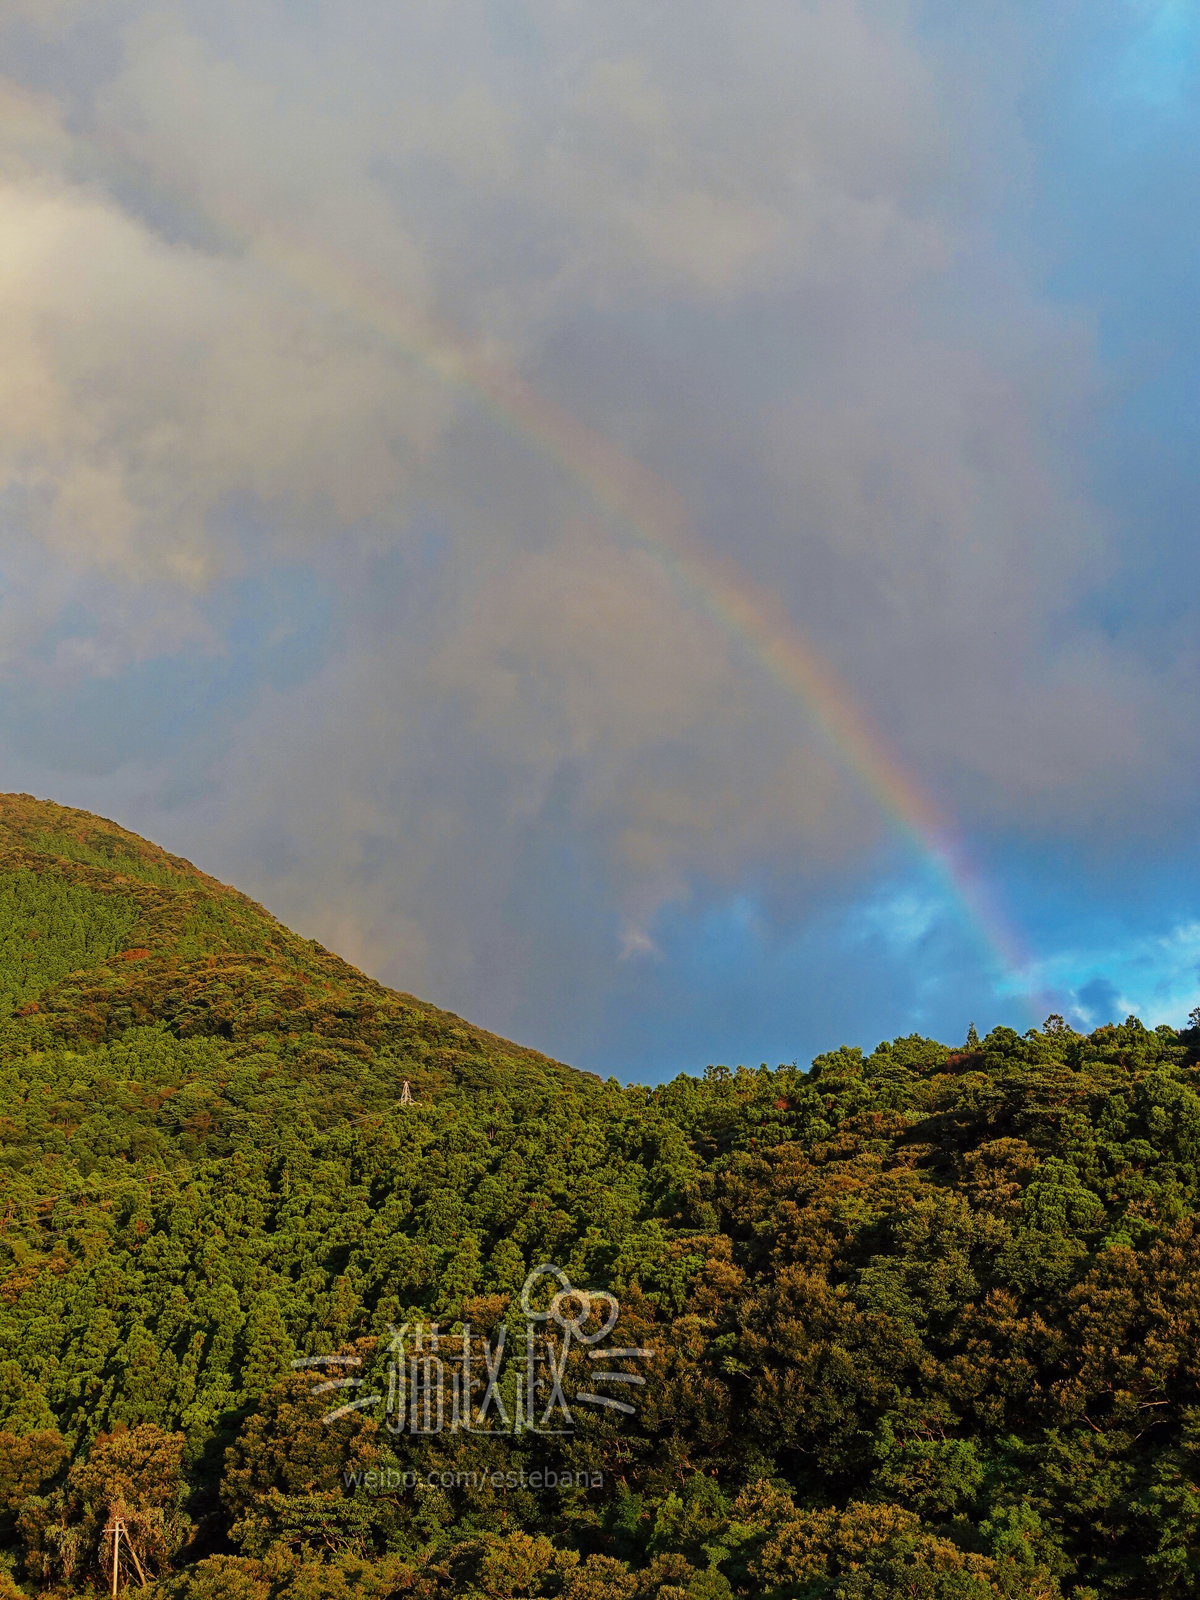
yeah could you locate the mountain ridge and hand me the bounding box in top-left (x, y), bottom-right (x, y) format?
top-left (3, 795), bottom-right (1200, 1598)
top-left (0, 792), bottom-right (589, 1101)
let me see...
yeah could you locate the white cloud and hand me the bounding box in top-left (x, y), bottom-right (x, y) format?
top-left (0, 169), bottom-right (451, 585)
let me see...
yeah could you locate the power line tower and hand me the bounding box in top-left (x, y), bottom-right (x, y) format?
top-left (400, 1080), bottom-right (414, 1105)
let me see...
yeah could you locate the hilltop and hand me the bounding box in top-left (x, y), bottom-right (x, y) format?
top-left (1, 796), bottom-right (1200, 1599)
top-left (0, 792), bottom-right (587, 1122)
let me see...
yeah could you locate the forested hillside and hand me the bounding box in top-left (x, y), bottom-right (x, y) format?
top-left (1, 795), bottom-right (1199, 1599)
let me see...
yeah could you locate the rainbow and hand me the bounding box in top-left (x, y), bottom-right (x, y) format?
top-left (250, 231), bottom-right (1039, 1009)
top-left (0, 95), bottom-right (1040, 1008)
top-left (251, 232), bottom-right (1043, 1004)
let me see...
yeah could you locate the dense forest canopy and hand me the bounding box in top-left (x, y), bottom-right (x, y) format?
top-left (0, 793), bottom-right (1199, 1599)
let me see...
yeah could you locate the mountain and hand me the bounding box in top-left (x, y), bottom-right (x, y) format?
top-left (0, 792), bottom-right (587, 1115)
top-left (1, 795), bottom-right (1199, 1600)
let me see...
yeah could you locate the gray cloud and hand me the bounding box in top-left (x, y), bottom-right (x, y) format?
top-left (0, 0), bottom-right (1195, 1063)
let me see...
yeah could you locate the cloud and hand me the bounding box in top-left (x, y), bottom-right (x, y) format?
top-left (0, 173), bottom-right (452, 585)
top-left (0, 1), bottom-right (1197, 1069)
top-left (1117, 1), bottom-right (1199, 107)
top-left (1015, 919), bottom-right (1200, 1031)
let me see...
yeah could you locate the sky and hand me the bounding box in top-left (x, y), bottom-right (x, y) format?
top-left (0, 1), bottom-right (1197, 1081)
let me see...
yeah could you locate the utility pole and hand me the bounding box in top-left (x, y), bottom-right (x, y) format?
top-left (107, 1512), bottom-right (148, 1594)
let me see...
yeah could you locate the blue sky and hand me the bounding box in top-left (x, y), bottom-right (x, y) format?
top-left (0, 1), bottom-right (1197, 1079)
